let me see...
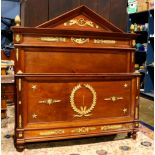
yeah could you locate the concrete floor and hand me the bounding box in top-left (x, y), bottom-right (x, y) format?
top-left (139, 97), bottom-right (154, 127)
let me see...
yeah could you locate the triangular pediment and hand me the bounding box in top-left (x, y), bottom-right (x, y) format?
top-left (36, 5), bottom-right (123, 33)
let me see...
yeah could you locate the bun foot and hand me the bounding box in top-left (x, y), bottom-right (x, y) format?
top-left (132, 131), bottom-right (137, 140)
top-left (127, 132), bottom-right (132, 138)
top-left (16, 144), bottom-right (25, 152)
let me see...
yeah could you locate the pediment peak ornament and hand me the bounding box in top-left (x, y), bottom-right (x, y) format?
top-left (64, 17), bottom-right (100, 29)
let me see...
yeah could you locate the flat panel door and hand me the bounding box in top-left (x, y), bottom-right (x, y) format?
top-left (22, 76), bottom-right (135, 127)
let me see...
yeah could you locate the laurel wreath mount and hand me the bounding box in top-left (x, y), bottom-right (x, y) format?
top-left (70, 84), bottom-right (97, 117)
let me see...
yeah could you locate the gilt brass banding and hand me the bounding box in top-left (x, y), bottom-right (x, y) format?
top-left (39, 99), bottom-right (61, 105)
top-left (104, 96), bottom-right (123, 102)
top-left (16, 48), bottom-right (19, 61)
top-left (101, 125), bottom-right (122, 131)
top-left (94, 39), bottom-right (116, 44)
top-left (71, 127), bottom-right (96, 133)
top-left (40, 37), bottom-right (66, 42)
top-left (40, 130), bottom-right (64, 136)
top-left (19, 115), bottom-right (22, 128)
top-left (71, 37), bottom-right (89, 44)
top-left (18, 79), bottom-right (21, 91)
top-left (135, 107), bottom-right (139, 119)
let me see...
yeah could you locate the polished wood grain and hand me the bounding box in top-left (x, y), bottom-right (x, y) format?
top-left (13, 6), bottom-right (140, 152)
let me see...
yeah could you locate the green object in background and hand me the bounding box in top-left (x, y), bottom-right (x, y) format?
top-left (128, 0), bottom-right (137, 14)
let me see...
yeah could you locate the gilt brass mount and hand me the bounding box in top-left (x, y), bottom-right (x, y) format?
top-left (70, 84), bottom-right (97, 117)
top-left (64, 18), bottom-right (99, 28)
top-left (40, 130), bottom-right (64, 136)
top-left (71, 37), bottom-right (89, 44)
top-left (104, 96), bottom-right (123, 102)
top-left (101, 125), bottom-right (122, 131)
top-left (71, 127), bottom-right (96, 133)
top-left (39, 98), bottom-right (61, 105)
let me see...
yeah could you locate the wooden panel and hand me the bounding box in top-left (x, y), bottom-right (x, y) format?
top-left (49, 0), bottom-right (80, 19)
top-left (23, 49), bottom-right (131, 73)
top-left (20, 0), bottom-right (48, 27)
top-left (23, 78), bottom-right (132, 125)
top-left (109, 0), bottom-right (128, 31)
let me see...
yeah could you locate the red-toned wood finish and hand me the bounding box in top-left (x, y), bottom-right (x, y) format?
top-left (12, 6), bottom-right (140, 152)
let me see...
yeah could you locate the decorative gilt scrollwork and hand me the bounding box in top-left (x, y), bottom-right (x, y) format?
top-left (40, 130), bottom-right (64, 136)
top-left (40, 37), bottom-right (66, 42)
top-left (64, 18), bottom-right (99, 28)
top-left (39, 98), bottom-right (61, 105)
top-left (71, 127), bottom-right (96, 133)
top-left (71, 37), bottom-right (89, 44)
top-left (70, 84), bottom-right (97, 117)
top-left (104, 96), bottom-right (123, 102)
